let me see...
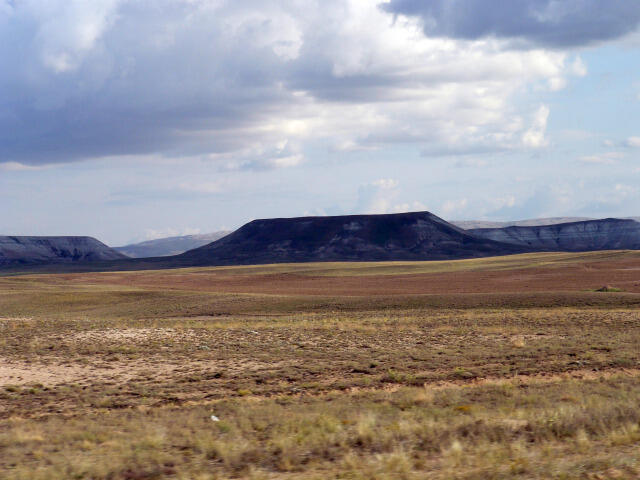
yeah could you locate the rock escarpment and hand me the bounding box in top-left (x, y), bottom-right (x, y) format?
top-left (0, 236), bottom-right (127, 266)
top-left (468, 218), bottom-right (640, 251)
top-left (453, 217), bottom-right (593, 230)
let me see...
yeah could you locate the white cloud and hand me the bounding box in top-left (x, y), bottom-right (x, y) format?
top-left (557, 129), bottom-right (593, 141)
top-left (614, 183), bottom-right (638, 197)
top-left (454, 158), bottom-right (488, 168)
top-left (543, 57), bottom-right (584, 92)
top-left (353, 178), bottom-right (428, 215)
top-left (32, 0), bottom-right (122, 73)
top-left (0, 161), bottom-right (46, 171)
top-left (371, 178), bottom-right (399, 190)
top-left (626, 136), bottom-right (640, 147)
top-left (143, 227), bottom-right (201, 241)
top-left (441, 198), bottom-right (469, 216)
top-left (267, 154), bottom-right (303, 168)
top-left (579, 152), bottom-right (625, 164)
top-left (392, 201), bottom-right (428, 213)
top-left (491, 195), bottom-right (517, 210)
top-left (356, 178), bottom-right (400, 214)
top-left (177, 181), bottom-right (226, 194)
top-left (226, 9), bottom-right (303, 61)
top-left (548, 77), bottom-right (567, 91)
top-left (206, 140), bottom-right (304, 171)
top-left (486, 186), bottom-right (579, 220)
top-left (570, 56), bottom-right (587, 76)
top-left (0, 0), bottom-right (577, 166)
top-left (522, 105), bottom-right (550, 148)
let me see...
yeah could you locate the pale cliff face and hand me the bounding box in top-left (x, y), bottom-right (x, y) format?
top-left (452, 218), bottom-right (594, 230)
top-left (469, 219), bottom-right (640, 251)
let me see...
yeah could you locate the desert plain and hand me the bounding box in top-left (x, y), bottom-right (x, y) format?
top-left (2, 251), bottom-right (640, 479)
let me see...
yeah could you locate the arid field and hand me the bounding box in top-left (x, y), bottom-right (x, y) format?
top-left (2, 251), bottom-right (640, 479)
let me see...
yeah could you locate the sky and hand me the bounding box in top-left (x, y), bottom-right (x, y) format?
top-left (1, 0), bottom-right (640, 246)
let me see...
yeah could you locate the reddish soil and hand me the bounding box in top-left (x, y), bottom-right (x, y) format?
top-left (51, 258), bottom-right (640, 296)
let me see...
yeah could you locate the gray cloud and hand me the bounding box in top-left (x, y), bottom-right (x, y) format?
top-left (382, 0), bottom-right (640, 48)
top-left (0, 0), bottom-right (306, 165)
top-left (0, 1), bottom-right (578, 166)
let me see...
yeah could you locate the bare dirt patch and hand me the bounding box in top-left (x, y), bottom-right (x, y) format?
top-left (0, 359), bottom-right (138, 387)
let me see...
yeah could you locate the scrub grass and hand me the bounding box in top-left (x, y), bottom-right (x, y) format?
top-left (3, 377), bottom-right (640, 479)
top-left (2, 253), bottom-right (640, 478)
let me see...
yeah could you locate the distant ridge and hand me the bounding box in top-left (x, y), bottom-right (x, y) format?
top-left (114, 231), bottom-right (231, 258)
top-left (469, 218), bottom-right (640, 251)
top-left (5, 214), bottom-right (640, 274)
top-left (174, 211), bottom-right (529, 266)
top-left (0, 236), bottom-right (126, 266)
top-left (452, 217), bottom-right (593, 230)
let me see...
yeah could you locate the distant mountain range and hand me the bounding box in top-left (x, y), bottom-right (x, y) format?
top-left (114, 231), bottom-right (230, 258)
top-left (0, 236), bottom-right (125, 267)
top-left (4, 214), bottom-right (640, 271)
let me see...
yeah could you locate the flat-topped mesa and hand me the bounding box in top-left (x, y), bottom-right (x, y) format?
top-left (0, 236), bottom-right (127, 266)
top-left (174, 211), bottom-right (530, 266)
top-left (469, 218), bottom-right (640, 251)
top-left (6, 215), bottom-right (640, 273)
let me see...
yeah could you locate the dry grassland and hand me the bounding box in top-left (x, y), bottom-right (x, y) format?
top-left (1, 251), bottom-right (640, 479)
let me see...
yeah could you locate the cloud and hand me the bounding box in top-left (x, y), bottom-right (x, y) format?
top-left (34, 0), bottom-right (121, 73)
top-left (356, 178), bottom-right (400, 214)
top-left (392, 201), bottom-right (428, 213)
top-left (578, 182), bottom-right (640, 215)
top-left (355, 179), bottom-right (430, 215)
top-left (614, 183), bottom-right (638, 197)
top-left (521, 105), bottom-right (549, 148)
top-left (578, 152), bottom-right (624, 164)
top-left (570, 57), bottom-right (588, 76)
top-left (382, 0), bottom-right (640, 48)
top-left (0, 161), bottom-right (46, 171)
top-left (142, 227), bottom-right (201, 241)
top-left (371, 178), bottom-right (399, 190)
top-left (487, 186), bottom-right (572, 219)
top-left (441, 198), bottom-right (469, 217)
top-left (547, 76), bottom-right (567, 91)
top-left (598, 137), bottom-right (640, 149)
top-left (626, 136), bottom-right (640, 147)
top-left (212, 140), bottom-right (304, 171)
top-left (177, 181), bottom-right (227, 195)
top-left (454, 158), bottom-right (488, 168)
top-left (0, 0), bottom-right (578, 167)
